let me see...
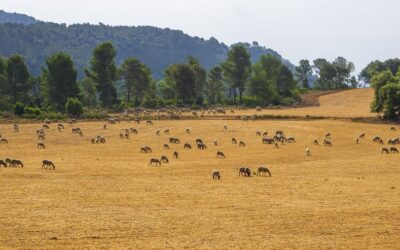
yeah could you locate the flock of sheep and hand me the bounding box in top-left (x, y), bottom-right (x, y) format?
top-left (0, 114), bottom-right (399, 180)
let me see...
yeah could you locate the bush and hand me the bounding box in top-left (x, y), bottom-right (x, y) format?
top-left (25, 106), bottom-right (41, 116)
top-left (141, 96), bottom-right (158, 108)
top-left (13, 102), bottom-right (25, 116)
top-left (65, 97), bottom-right (83, 117)
top-left (280, 97), bottom-right (297, 106)
top-left (82, 109), bottom-right (109, 119)
top-left (241, 96), bottom-right (262, 107)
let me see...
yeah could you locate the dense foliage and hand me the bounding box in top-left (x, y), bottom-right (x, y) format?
top-left (0, 18), bottom-right (292, 80)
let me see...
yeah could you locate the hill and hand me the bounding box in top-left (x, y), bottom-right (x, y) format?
top-left (0, 10), bottom-right (37, 25)
top-left (0, 10), bottom-right (293, 79)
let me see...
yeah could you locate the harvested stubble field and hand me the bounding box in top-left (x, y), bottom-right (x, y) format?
top-left (1, 89), bottom-right (400, 249)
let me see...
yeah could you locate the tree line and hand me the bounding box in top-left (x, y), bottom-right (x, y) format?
top-left (0, 41), bottom-right (363, 118)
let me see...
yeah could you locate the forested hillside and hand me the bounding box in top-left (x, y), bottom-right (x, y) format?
top-left (0, 10), bottom-right (292, 79)
top-left (0, 10), bottom-right (37, 25)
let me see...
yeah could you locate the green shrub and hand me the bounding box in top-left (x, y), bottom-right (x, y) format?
top-left (25, 106), bottom-right (41, 115)
top-left (13, 102), bottom-right (25, 116)
top-left (65, 97), bottom-right (83, 117)
top-left (141, 96), bottom-right (157, 108)
top-left (280, 97), bottom-right (297, 106)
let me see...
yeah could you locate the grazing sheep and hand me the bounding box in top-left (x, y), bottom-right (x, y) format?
top-left (10, 159), bottom-right (23, 168)
top-left (373, 136), bottom-right (381, 142)
top-left (197, 143), bottom-right (207, 150)
top-left (306, 148), bottom-right (311, 156)
top-left (42, 160), bottom-right (55, 170)
top-left (356, 138), bottom-right (359, 144)
top-left (164, 129), bottom-right (170, 134)
top-left (130, 128), bottom-right (138, 134)
top-left (140, 146), bottom-right (152, 153)
top-left (263, 132), bottom-right (268, 137)
top-left (382, 148), bottom-right (390, 154)
top-left (214, 140), bottom-right (218, 146)
top-left (184, 143), bottom-right (192, 149)
top-left (379, 139), bottom-right (384, 145)
top-left (324, 139), bottom-right (332, 147)
top-left (37, 142), bottom-right (46, 149)
top-left (274, 142), bottom-right (279, 148)
top-left (124, 133), bottom-right (130, 139)
top-left (256, 131), bottom-right (262, 136)
top-left (163, 144), bottom-right (170, 150)
top-left (390, 147), bottom-right (399, 153)
top-left (43, 124), bottom-right (50, 129)
top-left (325, 132), bottom-right (331, 138)
top-left (119, 133), bottom-right (124, 139)
top-left (223, 124), bottom-right (228, 131)
top-left (359, 133), bottom-right (365, 139)
top-left (231, 138), bottom-right (237, 144)
top-left (390, 127), bottom-right (397, 131)
top-left (239, 141), bottom-right (246, 147)
top-left (0, 160), bottom-right (7, 168)
top-left (156, 130), bottom-right (160, 136)
top-left (58, 123), bottom-right (65, 130)
top-left (186, 128), bottom-right (191, 134)
top-left (216, 151), bottom-right (225, 159)
top-left (314, 139), bottom-right (319, 145)
top-left (173, 151), bottom-right (179, 159)
top-left (103, 124), bottom-right (107, 129)
top-left (286, 136), bottom-right (295, 143)
top-left (239, 167), bottom-right (251, 177)
top-left (257, 167), bottom-right (271, 177)
top-left (169, 137), bottom-right (180, 144)
top-left (161, 155), bottom-right (169, 163)
top-left (146, 120), bottom-right (153, 125)
top-left (13, 124), bottom-right (19, 132)
top-left (212, 170), bottom-right (221, 180)
top-left (262, 138), bottom-right (275, 144)
top-left (0, 138), bottom-right (9, 144)
top-left (148, 158), bottom-right (161, 166)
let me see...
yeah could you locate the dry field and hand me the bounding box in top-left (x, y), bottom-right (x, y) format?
top-left (1, 89), bottom-right (400, 249)
top-left (179, 88), bottom-right (375, 119)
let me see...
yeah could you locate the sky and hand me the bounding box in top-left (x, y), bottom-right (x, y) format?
top-left (2, 0), bottom-right (400, 73)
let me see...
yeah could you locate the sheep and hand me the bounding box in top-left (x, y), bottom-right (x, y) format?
top-left (306, 148), bottom-right (311, 156)
top-left (216, 151), bottom-right (225, 159)
top-left (223, 124), bottom-right (228, 131)
top-left (163, 144), bottom-right (170, 150)
top-left (161, 155), bottom-right (169, 163)
top-left (239, 167), bottom-right (251, 177)
top-left (231, 138), bottom-right (237, 144)
top-left (37, 142), bottom-right (46, 149)
top-left (186, 128), bottom-right (191, 134)
top-left (213, 140), bottom-right (218, 146)
top-left (382, 148), bottom-right (390, 154)
top-left (173, 151), bottom-right (179, 159)
top-left (390, 147), bottom-right (399, 153)
top-left (148, 158), bottom-right (161, 166)
top-left (42, 160), bottom-right (55, 170)
top-left (239, 141), bottom-right (246, 147)
top-left (212, 170), bottom-right (221, 180)
top-left (184, 143), bottom-right (192, 149)
top-left (257, 167), bottom-right (271, 177)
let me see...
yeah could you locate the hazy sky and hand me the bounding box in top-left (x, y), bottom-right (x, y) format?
top-left (2, 0), bottom-right (400, 72)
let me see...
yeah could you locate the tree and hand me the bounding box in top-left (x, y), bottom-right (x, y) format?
top-left (248, 55), bottom-right (281, 105)
top-left (332, 57), bottom-right (354, 88)
top-left (276, 65), bottom-right (296, 96)
top-left (2, 55), bottom-right (31, 104)
top-left (370, 70), bottom-right (395, 112)
top-left (118, 57), bottom-right (152, 105)
top-left (295, 59), bottom-right (312, 88)
top-left (85, 42), bottom-right (117, 108)
top-left (222, 44), bottom-right (252, 104)
top-left (188, 56), bottom-right (207, 103)
top-left (313, 58), bottom-right (336, 89)
top-left (65, 97), bottom-right (83, 117)
top-left (164, 64), bottom-right (196, 104)
top-left (42, 52), bottom-right (80, 111)
top-left (79, 77), bottom-right (97, 107)
top-left (205, 65), bottom-right (224, 104)
top-left (378, 83), bottom-right (400, 119)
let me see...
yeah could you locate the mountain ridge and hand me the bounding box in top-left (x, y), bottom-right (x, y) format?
top-left (0, 10), bottom-right (294, 79)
